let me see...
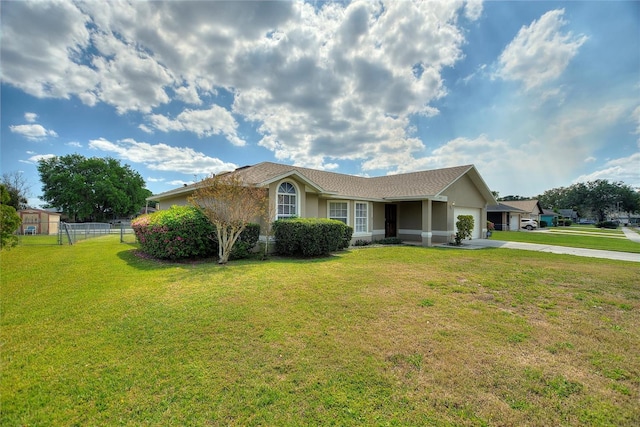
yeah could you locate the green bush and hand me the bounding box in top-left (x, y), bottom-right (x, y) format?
top-left (273, 218), bottom-right (353, 257)
top-left (229, 223), bottom-right (260, 260)
top-left (454, 215), bottom-right (474, 245)
top-left (596, 221), bottom-right (618, 229)
top-left (132, 206), bottom-right (260, 260)
top-left (540, 220), bottom-right (548, 228)
top-left (132, 206), bottom-right (215, 259)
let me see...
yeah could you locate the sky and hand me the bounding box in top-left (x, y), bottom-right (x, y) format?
top-left (1, 0), bottom-right (639, 208)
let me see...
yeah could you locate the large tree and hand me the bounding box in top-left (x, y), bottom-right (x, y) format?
top-left (538, 180), bottom-right (640, 222)
top-left (189, 174), bottom-right (267, 264)
top-left (1, 184), bottom-right (22, 249)
top-left (37, 155), bottom-right (151, 222)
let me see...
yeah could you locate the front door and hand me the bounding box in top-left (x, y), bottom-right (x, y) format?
top-left (385, 204), bottom-right (397, 238)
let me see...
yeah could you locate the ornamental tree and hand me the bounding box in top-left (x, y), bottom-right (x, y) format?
top-left (189, 173), bottom-right (267, 264)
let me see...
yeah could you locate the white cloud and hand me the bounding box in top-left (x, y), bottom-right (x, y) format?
top-left (1, 0), bottom-right (473, 169)
top-left (573, 153), bottom-right (640, 188)
top-left (24, 112), bottom-right (38, 123)
top-left (496, 9), bottom-right (587, 90)
top-left (88, 137), bottom-right (238, 175)
top-left (145, 106), bottom-right (245, 146)
top-left (66, 141), bottom-right (82, 148)
top-left (9, 124), bottom-right (58, 141)
top-left (19, 153), bottom-right (56, 165)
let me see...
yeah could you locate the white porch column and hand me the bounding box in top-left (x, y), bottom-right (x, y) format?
top-left (421, 199), bottom-right (432, 247)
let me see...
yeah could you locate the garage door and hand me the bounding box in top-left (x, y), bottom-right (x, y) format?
top-left (454, 207), bottom-right (481, 239)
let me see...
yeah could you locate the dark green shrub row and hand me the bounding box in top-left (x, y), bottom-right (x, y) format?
top-left (273, 218), bottom-right (353, 257)
top-left (132, 205), bottom-right (260, 260)
top-left (596, 221), bottom-right (618, 229)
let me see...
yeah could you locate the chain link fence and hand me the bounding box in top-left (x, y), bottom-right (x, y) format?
top-left (17, 220), bottom-right (137, 245)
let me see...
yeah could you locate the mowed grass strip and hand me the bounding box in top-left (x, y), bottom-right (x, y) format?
top-left (491, 229), bottom-right (640, 253)
top-left (2, 236), bottom-right (639, 426)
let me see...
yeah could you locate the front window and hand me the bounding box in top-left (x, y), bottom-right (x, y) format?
top-left (329, 202), bottom-right (348, 224)
top-left (355, 202), bottom-right (368, 233)
top-left (277, 182), bottom-right (297, 219)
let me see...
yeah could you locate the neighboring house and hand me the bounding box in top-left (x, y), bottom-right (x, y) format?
top-left (18, 209), bottom-right (61, 235)
top-left (148, 162), bottom-right (497, 246)
top-left (559, 209), bottom-right (578, 223)
top-left (540, 209), bottom-right (559, 227)
top-left (486, 203), bottom-right (527, 231)
top-left (500, 200), bottom-right (544, 222)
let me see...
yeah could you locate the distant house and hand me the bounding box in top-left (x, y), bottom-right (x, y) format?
top-left (559, 209), bottom-right (579, 223)
top-left (18, 209), bottom-right (61, 235)
top-left (486, 203), bottom-right (527, 231)
top-left (541, 209), bottom-right (559, 227)
top-left (486, 199), bottom-right (546, 230)
top-left (148, 162), bottom-right (497, 246)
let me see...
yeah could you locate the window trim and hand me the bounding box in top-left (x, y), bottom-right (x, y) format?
top-left (276, 180), bottom-right (299, 220)
top-left (355, 202), bottom-right (368, 233)
top-left (328, 200), bottom-right (349, 225)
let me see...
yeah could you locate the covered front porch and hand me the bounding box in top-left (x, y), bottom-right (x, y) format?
top-left (373, 198), bottom-right (487, 247)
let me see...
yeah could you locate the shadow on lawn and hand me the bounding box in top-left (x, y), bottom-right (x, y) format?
top-left (117, 247), bottom-right (343, 271)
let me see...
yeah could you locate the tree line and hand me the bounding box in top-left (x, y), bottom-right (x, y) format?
top-left (500, 180), bottom-right (640, 223)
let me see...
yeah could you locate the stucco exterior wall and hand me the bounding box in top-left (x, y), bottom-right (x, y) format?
top-left (442, 174), bottom-right (485, 208)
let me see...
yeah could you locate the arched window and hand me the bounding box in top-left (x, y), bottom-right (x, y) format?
top-left (277, 182), bottom-right (297, 219)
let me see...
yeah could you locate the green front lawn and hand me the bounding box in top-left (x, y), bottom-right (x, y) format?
top-left (2, 236), bottom-right (639, 426)
top-left (491, 229), bottom-right (640, 253)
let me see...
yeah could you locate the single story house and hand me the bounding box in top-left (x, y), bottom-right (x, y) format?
top-left (486, 203), bottom-right (527, 231)
top-left (500, 200), bottom-right (544, 222)
top-left (148, 162), bottom-right (497, 247)
top-left (18, 209), bottom-right (61, 235)
top-left (541, 209), bottom-right (559, 227)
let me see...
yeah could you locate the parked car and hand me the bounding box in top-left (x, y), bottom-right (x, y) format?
top-left (520, 218), bottom-right (538, 230)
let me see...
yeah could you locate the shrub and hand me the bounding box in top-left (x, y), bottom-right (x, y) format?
top-left (540, 220), bottom-right (548, 228)
top-left (229, 223), bottom-right (260, 260)
top-left (596, 221), bottom-right (618, 229)
top-left (133, 206), bottom-right (260, 261)
top-left (454, 215), bottom-right (474, 245)
top-left (353, 239), bottom-right (372, 247)
top-left (132, 205), bottom-right (216, 260)
top-left (273, 218), bottom-right (353, 257)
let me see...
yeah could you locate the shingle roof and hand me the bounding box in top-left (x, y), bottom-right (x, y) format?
top-left (150, 161), bottom-right (490, 202)
top-left (500, 200), bottom-right (543, 214)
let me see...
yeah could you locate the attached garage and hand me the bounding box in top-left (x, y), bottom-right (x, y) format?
top-left (454, 207), bottom-right (481, 239)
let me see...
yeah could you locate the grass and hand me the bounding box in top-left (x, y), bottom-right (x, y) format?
top-left (491, 227), bottom-right (640, 253)
top-left (2, 236), bottom-right (640, 426)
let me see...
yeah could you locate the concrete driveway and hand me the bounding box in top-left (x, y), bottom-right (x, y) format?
top-left (463, 228), bottom-right (640, 263)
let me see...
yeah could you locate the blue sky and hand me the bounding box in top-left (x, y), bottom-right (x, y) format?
top-left (2, 0), bottom-right (638, 208)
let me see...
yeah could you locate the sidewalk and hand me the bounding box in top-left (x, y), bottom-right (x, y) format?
top-left (622, 226), bottom-right (640, 243)
top-left (462, 238), bottom-right (640, 263)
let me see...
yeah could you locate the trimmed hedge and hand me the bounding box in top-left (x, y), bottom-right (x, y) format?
top-left (273, 218), bottom-right (353, 257)
top-left (596, 221), bottom-right (619, 229)
top-left (132, 205), bottom-right (260, 260)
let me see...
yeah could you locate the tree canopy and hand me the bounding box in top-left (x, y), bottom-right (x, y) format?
top-left (37, 155), bottom-right (151, 222)
top-left (1, 184), bottom-right (22, 249)
top-left (537, 180), bottom-right (640, 222)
